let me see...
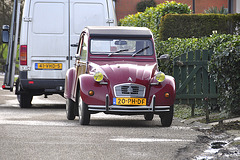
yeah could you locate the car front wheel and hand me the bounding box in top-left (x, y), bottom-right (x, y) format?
top-left (78, 91), bottom-right (90, 125)
top-left (159, 105), bottom-right (174, 127)
top-left (66, 98), bottom-right (76, 120)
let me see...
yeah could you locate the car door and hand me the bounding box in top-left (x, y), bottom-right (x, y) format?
top-left (72, 33), bottom-right (88, 99)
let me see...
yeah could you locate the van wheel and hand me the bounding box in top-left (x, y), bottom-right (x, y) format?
top-left (16, 79), bottom-right (32, 108)
top-left (16, 79), bottom-right (21, 103)
top-left (159, 105), bottom-right (174, 127)
top-left (18, 94), bottom-right (33, 108)
top-left (78, 91), bottom-right (90, 125)
top-left (66, 98), bottom-right (76, 120)
top-left (144, 113), bottom-right (154, 121)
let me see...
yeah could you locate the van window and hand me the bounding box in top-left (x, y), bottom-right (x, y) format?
top-left (32, 2), bottom-right (64, 34)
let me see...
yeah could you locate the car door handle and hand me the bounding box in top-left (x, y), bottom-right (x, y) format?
top-left (71, 44), bottom-right (78, 47)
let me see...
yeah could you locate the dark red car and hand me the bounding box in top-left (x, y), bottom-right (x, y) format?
top-left (64, 26), bottom-right (175, 126)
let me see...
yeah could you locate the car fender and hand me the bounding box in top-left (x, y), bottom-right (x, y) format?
top-left (64, 67), bottom-right (76, 99)
top-left (78, 74), bottom-right (109, 105)
top-left (149, 75), bottom-right (176, 106)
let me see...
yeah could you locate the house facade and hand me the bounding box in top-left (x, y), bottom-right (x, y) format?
top-left (114, 0), bottom-right (239, 21)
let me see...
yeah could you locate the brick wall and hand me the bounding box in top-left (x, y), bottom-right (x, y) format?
top-left (115, 0), bottom-right (228, 21)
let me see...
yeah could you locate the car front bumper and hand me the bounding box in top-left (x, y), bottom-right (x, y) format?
top-left (88, 95), bottom-right (171, 114)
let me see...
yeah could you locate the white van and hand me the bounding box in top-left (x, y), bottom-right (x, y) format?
top-left (2, 0), bottom-right (116, 108)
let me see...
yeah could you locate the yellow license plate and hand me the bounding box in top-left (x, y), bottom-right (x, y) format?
top-left (113, 98), bottom-right (146, 105)
top-left (35, 63), bottom-right (62, 70)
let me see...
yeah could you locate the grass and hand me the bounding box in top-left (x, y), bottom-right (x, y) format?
top-left (1, 43), bottom-right (8, 59)
top-left (174, 104), bottom-right (205, 119)
top-left (174, 104), bottom-right (240, 131)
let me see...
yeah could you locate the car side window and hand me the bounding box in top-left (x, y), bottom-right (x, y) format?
top-left (79, 34), bottom-right (88, 62)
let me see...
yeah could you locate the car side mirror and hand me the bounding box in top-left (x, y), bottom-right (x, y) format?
top-left (2, 25), bottom-right (9, 43)
top-left (159, 54), bottom-right (170, 62)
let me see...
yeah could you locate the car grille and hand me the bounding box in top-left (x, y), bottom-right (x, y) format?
top-left (114, 83), bottom-right (146, 97)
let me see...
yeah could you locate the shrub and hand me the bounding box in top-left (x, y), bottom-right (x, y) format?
top-left (136, 0), bottom-right (156, 12)
top-left (158, 34), bottom-right (239, 72)
top-left (210, 34), bottom-right (240, 115)
top-left (204, 6), bottom-right (228, 14)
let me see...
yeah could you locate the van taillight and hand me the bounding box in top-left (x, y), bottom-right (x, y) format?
top-left (20, 45), bottom-right (27, 65)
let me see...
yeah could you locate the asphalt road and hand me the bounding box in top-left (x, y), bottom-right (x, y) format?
top-left (0, 74), bottom-right (204, 160)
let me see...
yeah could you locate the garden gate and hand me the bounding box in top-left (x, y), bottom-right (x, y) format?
top-left (173, 50), bottom-right (218, 121)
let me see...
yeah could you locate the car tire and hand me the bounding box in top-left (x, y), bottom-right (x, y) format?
top-left (159, 105), bottom-right (174, 127)
top-left (144, 113), bottom-right (154, 121)
top-left (66, 98), bottom-right (76, 120)
top-left (78, 91), bottom-right (90, 125)
top-left (18, 94), bottom-right (33, 108)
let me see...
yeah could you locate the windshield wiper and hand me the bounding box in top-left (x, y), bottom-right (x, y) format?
top-left (108, 49), bottom-right (129, 57)
top-left (132, 46), bottom-right (149, 57)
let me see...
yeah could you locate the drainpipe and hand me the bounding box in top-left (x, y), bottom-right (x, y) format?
top-left (192, 0), bottom-right (195, 13)
top-left (228, 0), bottom-right (234, 34)
top-left (228, 0), bottom-right (233, 13)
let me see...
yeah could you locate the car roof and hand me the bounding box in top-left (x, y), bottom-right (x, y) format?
top-left (85, 26), bottom-right (153, 38)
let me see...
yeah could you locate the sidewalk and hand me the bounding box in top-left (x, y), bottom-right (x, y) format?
top-left (181, 115), bottom-right (240, 156)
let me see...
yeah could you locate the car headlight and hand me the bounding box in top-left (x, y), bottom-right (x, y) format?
top-left (155, 72), bottom-right (165, 82)
top-left (94, 72), bottom-right (103, 82)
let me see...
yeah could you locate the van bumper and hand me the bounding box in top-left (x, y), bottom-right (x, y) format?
top-left (18, 71), bottom-right (65, 95)
top-left (20, 79), bottom-right (65, 93)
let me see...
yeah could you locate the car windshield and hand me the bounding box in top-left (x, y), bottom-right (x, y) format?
top-left (90, 39), bottom-right (153, 56)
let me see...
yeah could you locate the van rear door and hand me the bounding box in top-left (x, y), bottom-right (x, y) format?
top-left (27, 0), bottom-right (69, 79)
top-left (69, 0), bottom-right (115, 67)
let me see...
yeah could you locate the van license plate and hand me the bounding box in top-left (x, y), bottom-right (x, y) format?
top-left (35, 63), bottom-right (62, 70)
top-left (113, 98), bottom-right (146, 105)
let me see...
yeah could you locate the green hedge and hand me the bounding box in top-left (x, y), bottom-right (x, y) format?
top-left (210, 34), bottom-right (240, 115)
top-left (159, 13), bottom-right (240, 40)
top-left (158, 34), bottom-right (240, 73)
top-left (159, 14), bottom-right (229, 40)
